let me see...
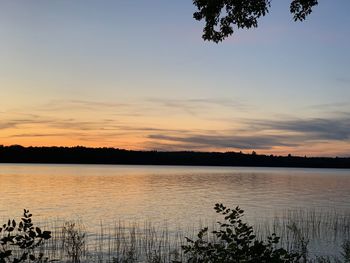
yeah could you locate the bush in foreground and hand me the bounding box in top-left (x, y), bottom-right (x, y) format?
top-left (1, 207), bottom-right (349, 263)
top-left (178, 203), bottom-right (301, 263)
top-left (0, 209), bottom-right (52, 263)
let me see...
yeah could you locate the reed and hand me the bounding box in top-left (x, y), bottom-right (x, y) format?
top-left (2, 208), bottom-right (349, 262)
top-left (253, 208), bottom-right (350, 258)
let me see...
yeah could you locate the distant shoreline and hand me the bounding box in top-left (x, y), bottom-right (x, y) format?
top-left (1, 145), bottom-right (350, 169)
top-left (1, 162), bottom-right (350, 170)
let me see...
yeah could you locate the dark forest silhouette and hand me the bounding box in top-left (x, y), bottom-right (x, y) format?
top-left (0, 145), bottom-right (349, 168)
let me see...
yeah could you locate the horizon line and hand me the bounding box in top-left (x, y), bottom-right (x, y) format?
top-left (1, 144), bottom-right (348, 159)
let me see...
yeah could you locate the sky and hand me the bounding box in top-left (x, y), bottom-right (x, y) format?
top-left (1, 0), bottom-right (350, 157)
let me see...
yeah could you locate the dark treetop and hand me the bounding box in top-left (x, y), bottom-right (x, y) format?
top-left (193, 0), bottom-right (318, 42)
top-left (0, 145), bottom-right (349, 168)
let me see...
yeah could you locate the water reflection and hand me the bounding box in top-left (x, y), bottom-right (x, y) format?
top-left (0, 164), bottom-right (349, 230)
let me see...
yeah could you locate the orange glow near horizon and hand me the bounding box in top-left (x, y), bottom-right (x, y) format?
top-left (1, 1), bottom-right (350, 158)
top-left (1, 100), bottom-right (350, 157)
top-left (2, 132), bottom-right (350, 157)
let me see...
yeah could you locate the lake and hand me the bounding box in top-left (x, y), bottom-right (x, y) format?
top-left (0, 163), bottom-right (349, 259)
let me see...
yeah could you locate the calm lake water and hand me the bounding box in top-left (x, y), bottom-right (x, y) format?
top-left (1, 163), bottom-right (349, 224)
top-left (1, 164), bottom-right (350, 258)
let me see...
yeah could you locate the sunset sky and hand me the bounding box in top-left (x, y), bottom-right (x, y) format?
top-left (1, 1), bottom-right (350, 157)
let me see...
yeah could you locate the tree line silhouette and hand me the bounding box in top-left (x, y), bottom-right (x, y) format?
top-left (0, 145), bottom-right (349, 168)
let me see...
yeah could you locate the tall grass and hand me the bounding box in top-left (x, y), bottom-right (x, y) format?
top-left (253, 209), bottom-right (350, 258)
top-left (3, 208), bottom-right (349, 262)
top-left (39, 220), bottom-right (186, 263)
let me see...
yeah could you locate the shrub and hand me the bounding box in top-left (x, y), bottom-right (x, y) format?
top-left (0, 209), bottom-right (52, 263)
top-left (61, 221), bottom-right (85, 263)
top-left (179, 203), bottom-right (300, 263)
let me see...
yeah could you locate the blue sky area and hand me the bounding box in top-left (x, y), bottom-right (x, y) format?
top-left (1, 1), bottom-right (350, 156)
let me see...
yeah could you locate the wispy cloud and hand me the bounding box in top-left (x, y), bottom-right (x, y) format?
top-left (30, 100), bottom-right (130, 112)
top-left (0, 118), bottom-right (52, 130)
top-left (147, 98), bottom-right (247, 116)
top-left (3, 99), bottom-right (350, 155)
top-left (9, 132), bottom-right (82, 138)
top-left (148, 133), bottom-right (295, 150)
top-left (144, 114), bottom-right (350, 151)
top-left (8, 98), bottom-right (248, 122)
top-left (248, 116), bottom-right (350, 141)
top-left (306, 102), bottom-right (350, 111)
top-left (0, 122), bottom-right (18, 130)
top-left (149, 98), bottom-right (246, 108)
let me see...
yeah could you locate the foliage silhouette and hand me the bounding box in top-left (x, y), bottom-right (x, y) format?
top-left (178, 203), bottom-right (300, 263)
top-left (1, 206), bottom-right (349, 262)
top-left (61, 222), bottom-right (85, 263)
top-left (342, 240), bottom-right (350, 263)
top-left (0, 209), bottom-right (52, 263)
top-left (192, 0), bottom-right (318, 42)
top-left (1, 145), bottom-right (350, 168)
